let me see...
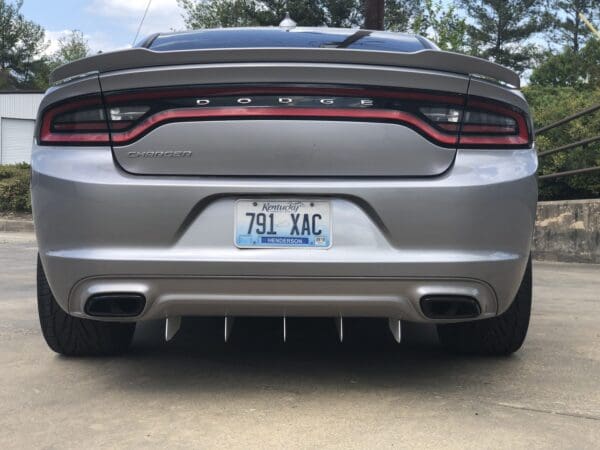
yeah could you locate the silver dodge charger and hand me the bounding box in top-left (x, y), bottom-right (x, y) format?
top-left (32, 27), bottom-right (537, 356)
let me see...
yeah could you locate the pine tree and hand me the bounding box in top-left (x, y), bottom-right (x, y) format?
top-left (552, 0), bottom-right (600, 52)
top-left (460, 0), bottom-right (551, 73)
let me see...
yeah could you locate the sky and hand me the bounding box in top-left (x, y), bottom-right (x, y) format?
top-left (19, 0), bottom-right (457, 56)
top-left (16, 0), bottom-right (554, 58)
top-left (20, 0), bottom-right (186, 54)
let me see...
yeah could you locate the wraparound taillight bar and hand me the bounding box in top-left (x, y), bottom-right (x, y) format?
top-left (38, 84), bottom-right (532, 148)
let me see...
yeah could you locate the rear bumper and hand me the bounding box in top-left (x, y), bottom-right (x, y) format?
top-left (32, 146), bottom-right (537, 322)
top-left (72, 276), bottom-right (497, 323)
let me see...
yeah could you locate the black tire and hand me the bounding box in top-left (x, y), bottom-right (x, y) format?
top-left (37, 256), bottom-right (135, 356)
top-left (437, 257), bottom-right (532, 356)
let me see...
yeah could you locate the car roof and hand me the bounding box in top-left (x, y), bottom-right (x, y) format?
top-left (144, 27), bottom-right (439, 53)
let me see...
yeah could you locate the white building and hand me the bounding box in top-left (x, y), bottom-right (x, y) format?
top-left (0, 91), bottom-right (44, 165)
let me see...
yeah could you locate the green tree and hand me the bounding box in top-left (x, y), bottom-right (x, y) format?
top-left (384, 0), bottom-right (426, 33)
top-left (551, 0), bottom-right (600, 52)
top-left (416, 0), bottom-right (469, 52)
top-left (525, 85), bottom-right (600, 199)
top-left (324, 0), bottom-right (361, 27)
top-left (178, 0), bottom-right (361, 28)
top-left (50, 30), bottom-right (90, 68)
top-left (249, 0), bottom-right (326, 27)
top-left (0, 0), bottom-right (47, 89)
top-left (460, 0), bottom-right (551, 73)
top-left (530, 38), bottom-right (600, 87)
top-left (30, 30), bottom-right (91, 90)
top-left (178, 0), bottom-right (259, 28)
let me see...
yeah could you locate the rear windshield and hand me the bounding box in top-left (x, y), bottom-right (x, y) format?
top-left (149, 29), bottom-right (431, 53)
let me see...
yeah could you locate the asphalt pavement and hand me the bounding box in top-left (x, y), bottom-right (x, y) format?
top-left (1, 232), bottom-right (599, 449)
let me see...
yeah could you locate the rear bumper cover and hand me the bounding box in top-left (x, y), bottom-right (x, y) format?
top-left (70, 276), bottom-right (497, 323)
top-left (32, 146), bottom-right (537, 322)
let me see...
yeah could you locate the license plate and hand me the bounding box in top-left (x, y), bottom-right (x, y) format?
top-left (235, 199), bottom-right (332, 249)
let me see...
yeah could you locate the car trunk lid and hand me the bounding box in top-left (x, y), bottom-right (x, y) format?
top-left (98, 60), bottom-right (470, 177)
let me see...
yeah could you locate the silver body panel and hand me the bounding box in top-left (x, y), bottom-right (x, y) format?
top-left (115, 120), bottom-right (456, 176)
top-left (32, 146), bottom-right (537, 322)
top-left (33, 43), bottom-right (537, 324)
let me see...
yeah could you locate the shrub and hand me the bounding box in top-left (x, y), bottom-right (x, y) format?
top-left (524, 86), bottom-right (600, 200)
top-left (0, 163), bottom-right (32, 213)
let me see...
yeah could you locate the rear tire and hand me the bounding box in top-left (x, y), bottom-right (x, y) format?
top-left (37, 256), bottom-right (135, 356)
top-left (437, 257), bottom-right (532, 356)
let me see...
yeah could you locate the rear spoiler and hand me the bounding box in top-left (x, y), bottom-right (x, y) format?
top-left (50, 47), bottom-right (520, 88)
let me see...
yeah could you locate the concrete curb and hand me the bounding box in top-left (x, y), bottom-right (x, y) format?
top-left (0, 219), bottom-right (35, 233)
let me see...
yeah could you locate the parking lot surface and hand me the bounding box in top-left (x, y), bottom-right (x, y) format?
top-left (1, 232), bottom-right (599, 449)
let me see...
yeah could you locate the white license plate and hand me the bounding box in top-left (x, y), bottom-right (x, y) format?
top-left (235, 199), bottom-right (332, 249)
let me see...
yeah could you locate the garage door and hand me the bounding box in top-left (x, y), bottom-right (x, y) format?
top-left (1, 118), bottom-right (35, 164)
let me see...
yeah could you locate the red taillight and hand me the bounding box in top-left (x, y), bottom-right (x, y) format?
top-left (417, 96), bottom-right (531, 148)
top-left (457, 98), bottom-right (531, 147)
top-left (100, 86), bottom-right (467, 147)
top-left (39, 95), bottom-right (110, 145)
top-left (38, 86), bottom-right (531, 148)
top-left (420, 98), bottom-right (531, 148)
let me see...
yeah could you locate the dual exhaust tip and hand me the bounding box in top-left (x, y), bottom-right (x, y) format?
top-left (420, 295), bottom-right (481, 319)
top-left (85, 293), bottom-right (146, 318)
top-left (84, 293), bottom-right (481, 320)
